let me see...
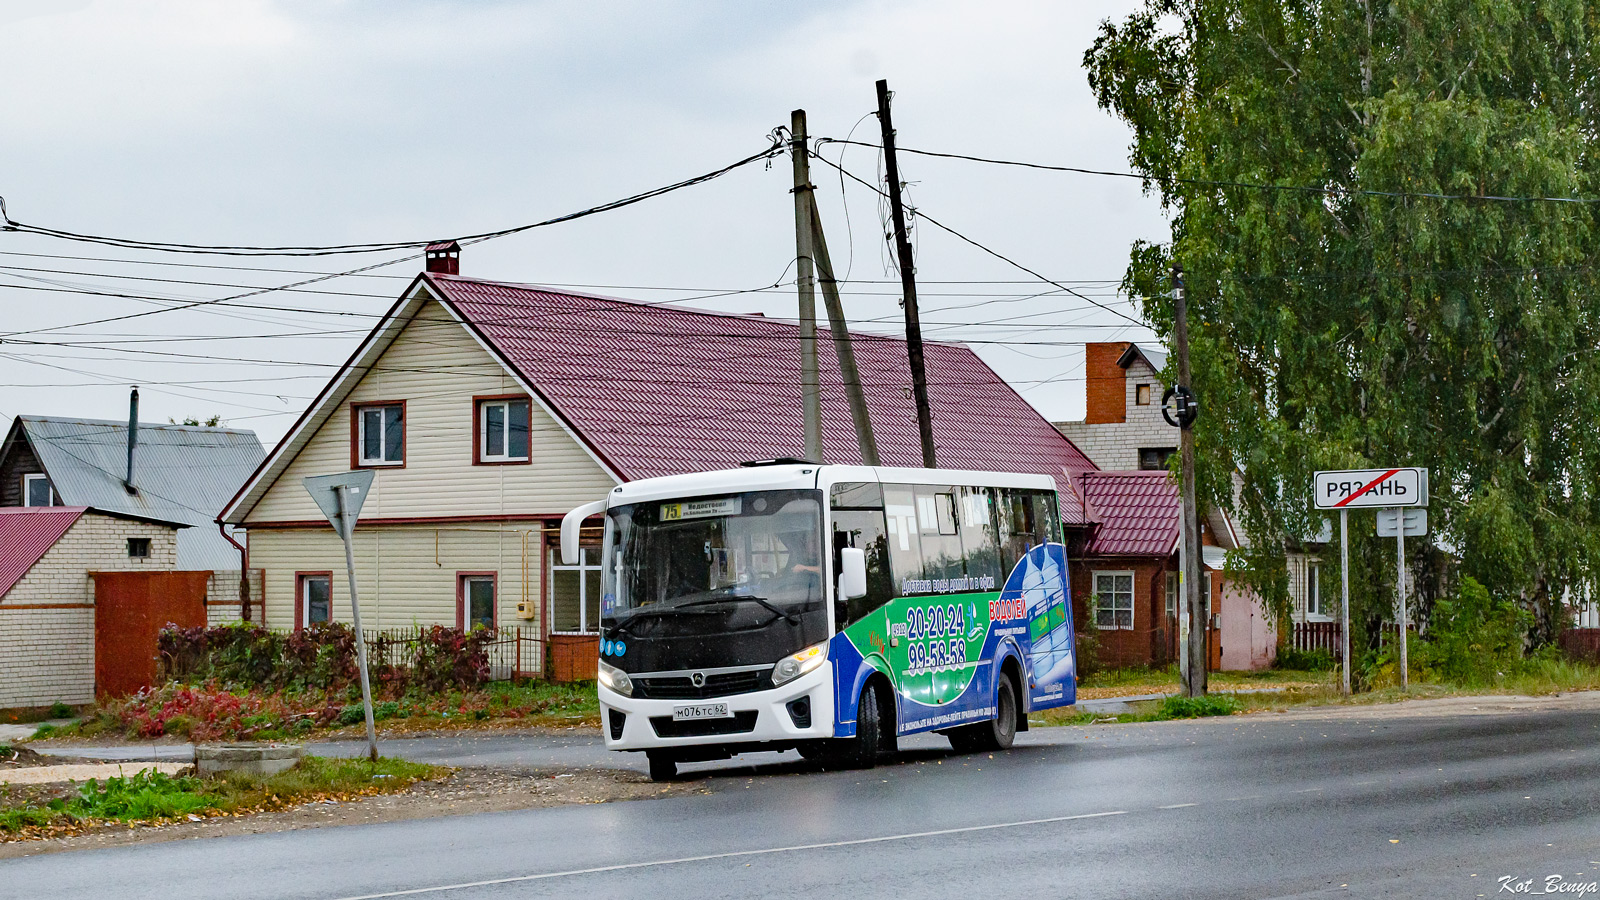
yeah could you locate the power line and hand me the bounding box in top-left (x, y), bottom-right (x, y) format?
top-left (0, 140), bottom-right (785, 256)
top-left (815, 138), bottom-right (1600, 205)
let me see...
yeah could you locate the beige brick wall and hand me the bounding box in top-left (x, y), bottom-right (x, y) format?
top-left (0, 513), bottom-right (179, 709)
top-left (205, 569), bottom-right (265, 625)
top-left (1057, 357), bottom-right (1180, 471)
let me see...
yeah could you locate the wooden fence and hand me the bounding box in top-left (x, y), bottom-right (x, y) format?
top-left (1292, 621), bottom-right (1343, 661)
top-left (1560, 628), bottom-right (1600, 663)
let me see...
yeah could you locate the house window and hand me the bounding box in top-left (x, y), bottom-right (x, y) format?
top-left (298, 573), bottom-right (332, 627)
top-left (1306, 563), bottom-right (1323, 617)
top-left (126, 538), bottom-right (150, 559)
top-left (355, 403), bottom-right (404, 466)
top-left (1165, 571), bottom-right (1178, 620)
top-left (22, 473), bottom-right (55, 507)
top-left (1093, 571), bottom-right (1134, 630)
top-left (459, 574), bottom-right (497, 631)
top-left (1135, 384), bottom-right (1152, 405)
top-left (477, 398), bottom-right (531, 463)
top-left (550, 546), bottom-right (601, 633)
top-left (1139, 448), bottom-right (1175, 471)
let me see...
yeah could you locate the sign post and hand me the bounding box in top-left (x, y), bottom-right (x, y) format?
top-left (304, 470), bottom-right (378, 761)
top-left (1314, 468), bottom-right (1429, 693)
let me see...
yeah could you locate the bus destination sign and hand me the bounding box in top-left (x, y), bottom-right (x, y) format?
top-left (1313, 468), bottom-right (1429, 509)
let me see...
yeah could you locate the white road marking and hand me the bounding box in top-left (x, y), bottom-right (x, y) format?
top-left (1159, 803), bottom-right (1198, 809)
top-left (326, 810), bottom-right (1130, 900)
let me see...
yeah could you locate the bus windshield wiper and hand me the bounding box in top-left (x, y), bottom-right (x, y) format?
top-left (671, 595), bottom-right (801, 625)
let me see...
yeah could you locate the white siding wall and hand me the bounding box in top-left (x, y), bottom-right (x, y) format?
top-left (0, 514), bottom-right (179, 709)
top-left (244, 298), bottom-right (616, 524)
top-left (249, 524), bottom-right (545, 631)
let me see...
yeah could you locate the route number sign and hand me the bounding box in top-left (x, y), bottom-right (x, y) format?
top-left (1313, 468), bottom-right (1429, 509)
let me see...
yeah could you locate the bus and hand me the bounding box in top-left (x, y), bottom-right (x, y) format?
top-left (560, 462), bottom-right (1077, 781)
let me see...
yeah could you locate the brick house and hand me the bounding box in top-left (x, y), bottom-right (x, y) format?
top-left (1055, 342), bottom-right (1276, 671)
top-left (0, 506), bottom-right (183, 709)
top-left (220, 247), bottom-right (1100, 682)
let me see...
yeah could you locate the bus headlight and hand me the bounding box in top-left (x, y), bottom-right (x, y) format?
top-left (772, 642), bottom-right (828, 687)
top-left (598, 659), bottom-right (633, 697)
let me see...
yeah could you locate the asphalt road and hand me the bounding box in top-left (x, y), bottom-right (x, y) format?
top-left (13, 699), bottom-right (1600, 900)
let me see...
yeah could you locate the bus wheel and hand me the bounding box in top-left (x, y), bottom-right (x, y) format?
top-left (830, 681), bottom-right (885, 769)
top-left (949, 673), bottom-right (1018, 754)
top-left (647, 751), bottom-right (678, 782)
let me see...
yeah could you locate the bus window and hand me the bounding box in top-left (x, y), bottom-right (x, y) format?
top-left (959, 486), bottom-right (1001, 587)
top-left (882, 485), bottom-right (924, 596)
top-left (996, 487), bottom-right (1037, 574)
top-left (830, 482), bottom-right (893, 627)
top-left (914, 485), bottom-right (965, 581)
top-left (1032, 490), bottom-right (1062, 545)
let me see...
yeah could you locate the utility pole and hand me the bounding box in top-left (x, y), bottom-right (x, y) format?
top-left (876, 79), bottom-right (936, 468)
top-left (808, 200), bottom-right (880, 465)
top-left (1172, 264), bottom-right (1206, 697)
top-left (790, 109), bottom-right (824, 463)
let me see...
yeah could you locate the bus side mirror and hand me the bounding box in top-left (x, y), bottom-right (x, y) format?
top-left (561, 499), bottom-right (607, 565)
top-left (839, 548), bottom-right (867, 601)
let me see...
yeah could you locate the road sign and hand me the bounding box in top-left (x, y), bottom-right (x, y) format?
top-left (303, 469), bottom-right (379, 761)
top-left (1376, 507), bottom-right (1428, 537)
top-left (304, 470), bottom-right (374, 538)
top-left (1313, 468), bottom-right (1429, 509)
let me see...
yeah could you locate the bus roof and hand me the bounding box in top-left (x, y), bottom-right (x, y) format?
top-left (607, 464), bottom-right (1060, 507)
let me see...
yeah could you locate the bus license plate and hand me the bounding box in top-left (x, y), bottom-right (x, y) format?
top-left (673, 703), bottom-right (732, 721)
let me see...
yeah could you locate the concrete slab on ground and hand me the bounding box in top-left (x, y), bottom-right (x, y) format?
top-left (1, 762), bottom-right (188, 785)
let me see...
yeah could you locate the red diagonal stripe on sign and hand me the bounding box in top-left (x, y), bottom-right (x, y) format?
top-left (1334, 468), bottom-right (1402, 508)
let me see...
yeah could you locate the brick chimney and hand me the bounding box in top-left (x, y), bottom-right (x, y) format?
top-left (425, 240), bottom-right (460, 275)
top-left (1084, 341), bottom-right (1132, 424)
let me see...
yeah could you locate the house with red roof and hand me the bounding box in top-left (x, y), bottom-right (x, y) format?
top-left (1055, 342), bottom-right (1276, 671)
top-left (221, 246), bottom-right (1100, 679)
top-left (0, 506), bottom-right (184, 709)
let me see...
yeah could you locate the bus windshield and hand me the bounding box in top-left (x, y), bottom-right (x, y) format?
top-left (601, 490), bottom-right (830, 672)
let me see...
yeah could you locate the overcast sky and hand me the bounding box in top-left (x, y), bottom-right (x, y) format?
top-left (0, 0), bottom-right (1166, 446)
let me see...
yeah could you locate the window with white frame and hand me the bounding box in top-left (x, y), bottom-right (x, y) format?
top-left (22, 473), bottom-right (55, 507)
top-left (1094, 571), bottom-right (1134, 630)
top-left (478, 398), bottom-right (531, 462)
top-left (460, 574), bottom-right (496, 630)
top-left (550, 546), bottom-right (601, 633)
top-left (356, 403), bottom-right (404, 466)
top-left (1165, 571), bottom-right (1177, 620)
top-left (1306, 562), bottom-right (1324, 618)
top-left (299, 574), bottom-right (332, 627)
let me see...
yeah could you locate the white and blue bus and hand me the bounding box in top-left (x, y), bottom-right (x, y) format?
top-left (561, 462), bottom-right (1077, 781)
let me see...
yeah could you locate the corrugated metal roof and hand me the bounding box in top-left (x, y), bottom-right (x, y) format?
top-left (429, 276), bottom-right (1097, 517)
top-left (16, 418), bottom-right (264, 569)
top-left (1080, 470), bottom-right (1180, 556)
top-left (0, 506), bottom-right (85, 597)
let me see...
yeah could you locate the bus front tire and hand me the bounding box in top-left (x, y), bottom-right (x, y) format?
top-left (830, 681), bottom-right (888, 770)
top-left (949, 673), bottom-right (1018, 754)
top-left (647, 751), bottom-right (678, 782)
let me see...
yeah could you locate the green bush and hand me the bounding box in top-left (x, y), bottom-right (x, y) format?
top-left (1157, 694), bottom-right (1239, 719)
top-left (337, 705), bottom-right (366, 726)
top-left (47, 702), bottom-right (74, 719)
top-left (1277, 647), bottom-right (1336, 672)
top-left (1421, 576), bottom-right (1530, 685)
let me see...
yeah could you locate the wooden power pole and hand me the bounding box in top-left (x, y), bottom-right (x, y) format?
top-left (876, 79), bottom-right (937, 468)
top-left (790, 109), bottom-right (824, 463)
top-left (1172, 264), bottom-right (1207, 697)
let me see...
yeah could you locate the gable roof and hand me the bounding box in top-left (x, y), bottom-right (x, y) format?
top-left (8, 417), bottom-right (265, 568)
top-left (224, 274), bottom-right (1098, 524)
top-left (1116, 343), bottom-right (1168, 374)
top-left (0, 506), bottom-right (85, 598)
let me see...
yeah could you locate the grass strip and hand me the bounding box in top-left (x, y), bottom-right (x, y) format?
top-left (0, 756), bottom-right (445, 840)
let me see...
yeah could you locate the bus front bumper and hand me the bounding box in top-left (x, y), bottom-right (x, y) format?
top-left (599, 663), bottom-right (835, 753)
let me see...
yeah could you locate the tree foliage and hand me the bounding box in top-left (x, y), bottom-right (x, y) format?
top-left (1086, 0), bottom-right (1600, 650)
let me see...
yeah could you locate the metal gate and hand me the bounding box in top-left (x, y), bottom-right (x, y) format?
top-left (93, 571), bottom-right (210, 698)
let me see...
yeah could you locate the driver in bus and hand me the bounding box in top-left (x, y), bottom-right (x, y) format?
top-left (781, 528), bottom-right (822, 579)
